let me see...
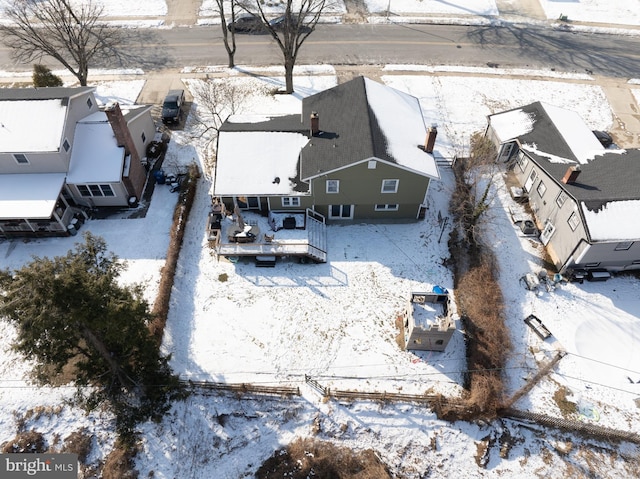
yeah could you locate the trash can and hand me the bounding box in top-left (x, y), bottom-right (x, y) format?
top-left (154, 170), bottom-right (165, 184)
top-left (67, 224), bottom-right (77, 236)
top-left (128, 196), bottom-right (138, 208)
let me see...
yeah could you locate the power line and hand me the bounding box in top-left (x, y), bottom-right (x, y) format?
top-left (563, 351), bottom-right (640, 376)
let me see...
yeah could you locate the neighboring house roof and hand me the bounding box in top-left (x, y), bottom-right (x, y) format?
top-left (0, 173), bottom-right (66, 219)
top-left (67, 112), bottom-right (124, 184)
top-left (0, 86), bottom-right (95, 101)
top-left (214, 77), bottom-right (438, 197)
top-left (490, 102), bottom-right (640, 242)
top-left (489, 101), bottom-right (606, 164)
top-left (0, 86), bottom-right (95, 154)
top-left (0, 99), bottom-right (68, 153)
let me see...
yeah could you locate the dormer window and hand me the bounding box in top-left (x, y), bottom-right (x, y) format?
top-left (13, 153), bottom-right (28, 164)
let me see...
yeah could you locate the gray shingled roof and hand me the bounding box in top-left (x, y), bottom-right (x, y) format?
top-left (517, 102), bottom-right (578, 163)
top-left (218, 77), bottom-right (403, 183)
top-left (219, 114), bottom-right (304, 133)
top-left (0, 86), bottom-right (95, 101)
top-left (300, 76), bottom-right (392, 179)
top-left (515, 102), bottom-right (640, 207)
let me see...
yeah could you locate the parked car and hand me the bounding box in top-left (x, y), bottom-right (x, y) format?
top-left (162, 89), bottom-right (185, 125)
top-left (592, 130), bottom-right (613, 148)
top-left (269, 14), bottom-right (312, 33)
top-left (227, 14), bottom-right (266, 34)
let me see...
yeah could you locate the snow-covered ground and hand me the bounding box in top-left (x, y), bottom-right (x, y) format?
top-left (0, 0), bottom-right (167, 18)
top-left (538, 0), bottom-right (640, 26)
top-left (0, 0), bottom-right (640, 476)
top-left (1, 66), bottom-right (639, 477)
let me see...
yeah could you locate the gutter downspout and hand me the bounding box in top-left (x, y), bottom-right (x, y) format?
top-left (560, 238), bottom-right (589, 273)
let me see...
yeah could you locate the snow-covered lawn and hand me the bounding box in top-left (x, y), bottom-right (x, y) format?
top-left (2, 66), bottom-right (638, 477)
top-left (0, 0), bottom-right (167, 17)
top-left (539, 0), bottom-right (640, 26)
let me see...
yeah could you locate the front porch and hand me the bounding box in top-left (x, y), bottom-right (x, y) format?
top-left (207, 206), bottom-right (327, 263)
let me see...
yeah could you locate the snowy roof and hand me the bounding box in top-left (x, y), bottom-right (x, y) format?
top-left (301, 77), bottom-right (438, 180)
top-left (67, 113), bottom-right (124, 184)
top-left (0, 173), bottom-right (65, 219)
top-left (490, 101), bottom-right (606, 164)
top-left (581, 200), bottom-right (640, 241)
top-left (214, 131), bottom-right (310, 196)
top-left (488, 108), bottom-right (534, 143)
top-left (0, 99), bottom-right (67, 153)
top-left (541, 102), bottom-right (605, 165)
top-left (364, 78), bottom-right (437, 177)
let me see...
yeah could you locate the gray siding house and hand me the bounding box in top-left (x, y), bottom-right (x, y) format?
top-left (213, 77), bottom-right (440, 221)
top-left (0, 87), bottom-right (155, 237)
top-left (486, 101), bottom-right (640, 273)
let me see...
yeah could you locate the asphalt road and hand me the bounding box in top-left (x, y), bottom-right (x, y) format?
top-left (2, 24), bottom-right (640, 78)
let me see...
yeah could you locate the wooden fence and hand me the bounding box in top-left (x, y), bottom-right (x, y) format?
top-left (180, 378), bottom-right (640, 445)
top-left (182, 380), bottom-right (300, 398)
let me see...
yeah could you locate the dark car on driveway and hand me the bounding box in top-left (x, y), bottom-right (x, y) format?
top-left (592, 130), bottom-right (613, 148)
top-left (227, 14), bottom-right (266, 34)
top-left (162, 89), bottom-right (185, 125)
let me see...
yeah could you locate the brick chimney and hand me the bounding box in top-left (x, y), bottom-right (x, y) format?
top-left (105, 102), bottom-right (139, 161)
top-left (104, 102), bottom-right (146, 201)
top-left (310, 111), bottom-right (319, 137)
top-left (561, 165), bottom-right (581, 184)
top-left (424, 125), bottom-right (437, 153)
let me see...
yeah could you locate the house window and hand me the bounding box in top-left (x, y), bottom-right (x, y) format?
top-left (99, 185), bottom-right (115, 197)
top-left (329, 204), bottom-right (353, 219)
top-left (524, 169), bottom-right (538, 192)
top-left (281, 197), bottom-right (300, 207)
top-left (368, 160), bottom-right (377, 169)
top-left (540, 220), bottom-right (556, 245)
top-left (536, 180), bottom-right (547, 197)
top-left (615, 241), bottom-right (633, 251)
top-left (78, 184), bottom-right (114, 197)
top-left (516, 151), bottom-right (528, 171)
top-left (585, 262), bottom-right (601, 268)
top-left (62, 139), bottom-right (71, 152)
top-left (375, 204), bottom-right (399, 211)
top-left (141, 132), bottom-right (146, 143)
top-left (556, 191), bottom-right (567, 208)
top-left (326, 179), bottom-right (339, 194)
top-left (87, 97), bottom-right (93, 109)
top-left (435, 339), bottom-right (444, 346)
top-left (13, 153), bottom-right (29, 164)
top-left (381, 179), bottom-right (399, 193)
top-left (567, 212), bottom-right (579, 231)
top-left (499, 142), bottom-right (514, 161)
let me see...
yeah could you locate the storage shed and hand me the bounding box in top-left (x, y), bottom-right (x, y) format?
top-left (402, 290), bottom-right (455, 352)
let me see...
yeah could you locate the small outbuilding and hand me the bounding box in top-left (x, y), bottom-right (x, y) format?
top-left (401, 289), bottom-right (455, 352)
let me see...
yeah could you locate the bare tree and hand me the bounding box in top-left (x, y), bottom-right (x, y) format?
top-left (189, 79), bottom-right (261, 176)
top-left (216, 0), bottom-right (238, 68)
top-left (0, 0), bottom-right (123, 86)
top-left (244, 0), bottom-right (327, 94)
top-left (450, 131), bottom-right (498, 248)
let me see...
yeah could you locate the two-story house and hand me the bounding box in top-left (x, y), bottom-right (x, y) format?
top-left (0, 87), bottom-right (156, 237)
top-left (213, 76), bottom-right (440, 221)
top-left (486, 101), bottom-right (640, 273)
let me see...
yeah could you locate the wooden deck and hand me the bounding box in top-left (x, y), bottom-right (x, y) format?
top-left (208, 209), bottom-right (327, 263)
